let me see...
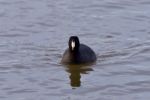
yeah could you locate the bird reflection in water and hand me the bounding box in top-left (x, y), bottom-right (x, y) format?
top-left (65, 64), bottom-right (94, 87)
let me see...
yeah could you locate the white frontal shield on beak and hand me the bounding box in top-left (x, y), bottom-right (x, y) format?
top-left (71, 41), bottom-right (75, 50)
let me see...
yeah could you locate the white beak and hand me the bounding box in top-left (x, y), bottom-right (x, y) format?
top-left (71, 41), bottom-right (75, 50)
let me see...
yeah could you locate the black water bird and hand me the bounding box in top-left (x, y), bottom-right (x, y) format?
top-left (61, 36), bottom-right (96, 64)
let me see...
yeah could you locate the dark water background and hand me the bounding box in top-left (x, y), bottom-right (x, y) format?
top-left (0, 0), bottom-right (150, 100)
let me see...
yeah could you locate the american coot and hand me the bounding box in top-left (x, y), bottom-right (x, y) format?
top-left (61, 36), bottom-right (97, 64)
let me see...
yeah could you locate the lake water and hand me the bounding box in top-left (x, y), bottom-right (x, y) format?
top-left (0, 0), bottom-right (150, 100)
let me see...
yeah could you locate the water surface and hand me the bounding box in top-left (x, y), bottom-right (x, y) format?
top-left (0, 0), bottom-right (150, 100)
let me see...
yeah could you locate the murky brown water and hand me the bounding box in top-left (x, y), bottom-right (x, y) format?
top-left (0, 0), bottom-right (150, 100)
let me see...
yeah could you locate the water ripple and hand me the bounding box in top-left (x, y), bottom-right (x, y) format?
top-left (7, 88), bottom-right (38, 95)
top-left (0, 33), bottom-right (28, 38)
